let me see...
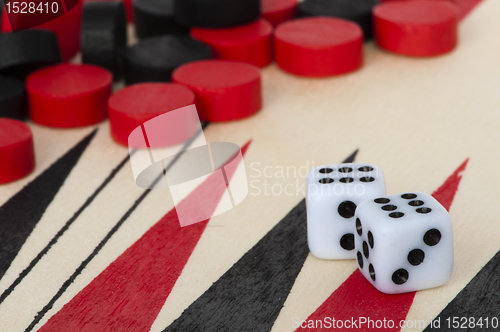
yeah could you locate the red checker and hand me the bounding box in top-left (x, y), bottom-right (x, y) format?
top-left (274, 17), bottom-right (363, 77)
top-left (108, 83), bottom-right (196, 147)
top-left (172, 60), bottom-right (262, 122)
top-left (191, 19), bottom-right (273, 68)
top-left (27, 64), bottom-right (112, 128)
top-left (261, 0), bottom-right (297, 27)
top-left (374, 0), bottom-right (460, 57)
top-left (0, 118), bottom-right (35, 185)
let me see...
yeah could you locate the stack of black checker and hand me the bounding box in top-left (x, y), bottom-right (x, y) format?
top-left (123, 0), bottom-right (261, 85)
top-left (0, 29), bottom-right (62, 119)
top-left (134, 0), bottom-right (260, 39)
top-left (81, 1), bottom-right (127, 81)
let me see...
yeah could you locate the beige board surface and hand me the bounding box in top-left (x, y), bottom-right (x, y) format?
top-left (0, 1), bottom-right (499, 331)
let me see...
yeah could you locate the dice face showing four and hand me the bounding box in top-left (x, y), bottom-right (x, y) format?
top-left (306, 163), bottom-right (386, 259)
top-left (355, 192), bottom-right (453, 294)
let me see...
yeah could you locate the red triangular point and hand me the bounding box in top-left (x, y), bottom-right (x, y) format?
top-left (38, 140), bottom-right (252, 332)
top-left (295, 159), bottom-right (469, 331)
top-left (240, 139), bottom-right (252, 155)
top-left (453, 0), bottom-right (483, 20)
top-left (432, 158), bottom-right (468, 212)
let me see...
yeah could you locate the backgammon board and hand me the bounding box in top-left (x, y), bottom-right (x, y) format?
top-left (1, 0), bottom-right (499, 331)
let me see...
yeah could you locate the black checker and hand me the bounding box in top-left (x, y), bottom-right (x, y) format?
top-left (298, 0), bottom-right (378, 39)
top-left (174, 0), bottom-right (260, 28)
top-left (134, 0), bottom-right (188, 39)
top-left (0, 30), bottom-right (61, 80)
top-left (123, 35), bottom-right (211, 85)
top-left (0, 76), bottom-right (26, 120)
top-left (81, 1), bottom-right (127, 80)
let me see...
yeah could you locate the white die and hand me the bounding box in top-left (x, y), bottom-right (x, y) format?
top-left (355, 192), bottom-right (453, 294)
top-left (306, 163), bottom-right (386, 259)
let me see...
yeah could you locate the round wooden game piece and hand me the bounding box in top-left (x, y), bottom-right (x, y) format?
top-left (26, 64), bottom-right (112, 128)
top-left (261, 0), bottom-right (297, 27)
top-left (373, 0), bottom-right (460, 57)
top-left (83, 0), bottom-right (134, 22)
top-left (274, 17), bottom-right (363, 77)
top-left (123, 35), bottom-right (212, 85)
top-left (174, 0), bottom-right (260, 28)
top-left (133, 0), bottom-right (188, 39)
top-left (81, 1), bottom-right (127, 80)
top-left (298, 0), bottom-right (378, 40)
top-left (108, 83), bottom-right (196, 146)
top-left (0, 30), bottom-right (61, 80)
top-left (1, 3), bottom-right (82, 62)
top-left (0, 118), bottom-right (35, 185)
top-left (0, 75), bottom-right (26, 120)
top-left (191, 19), bottom-right (273, 68)
top-left (172, 60), bottom-right (261, 122)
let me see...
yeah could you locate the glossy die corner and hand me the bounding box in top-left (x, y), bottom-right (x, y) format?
top-left (306, 163), bottom-right (386, 260)
top-left (355, 192), bottom-right (453, 294)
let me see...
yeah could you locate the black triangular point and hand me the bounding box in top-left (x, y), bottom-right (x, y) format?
top-left (423, 250), bottom-right (500, 332)
top-left (0, 130), bottom-right (97, 281)
top-left (162, 150), bottom-right (359, 332)
top-left (343, 149), bottom-right (358, 164)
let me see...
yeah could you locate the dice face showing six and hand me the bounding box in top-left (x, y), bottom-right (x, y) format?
top-left (355, 192), bottom-right (453, 294)
top-left (306, 163), bottom-right (386, 259)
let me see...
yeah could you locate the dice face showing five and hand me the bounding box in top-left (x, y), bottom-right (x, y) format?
top-left (355, 192), bottom-right (453, 294)
top-left (306, 163), bottom-right (386, 259)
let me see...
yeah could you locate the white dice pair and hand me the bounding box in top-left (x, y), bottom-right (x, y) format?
top-left (306, 163), bottom-right (453, 294)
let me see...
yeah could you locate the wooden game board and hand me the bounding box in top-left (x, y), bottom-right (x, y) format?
top-left (0, 0), bottom-right (499, 330)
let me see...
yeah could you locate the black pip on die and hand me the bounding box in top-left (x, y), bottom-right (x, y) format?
top-left (306, 163), bottom-right (386, 259)
top-left (355, 192), bottom-right (453, 294)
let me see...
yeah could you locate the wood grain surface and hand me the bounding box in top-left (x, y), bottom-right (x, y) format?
top-left (0, 1), bottom-right (498, 331)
